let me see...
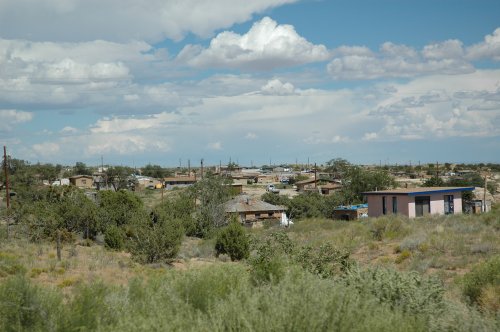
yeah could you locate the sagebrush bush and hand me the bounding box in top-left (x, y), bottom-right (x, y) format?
top-left (461, 255), bottom-right (500, 307)
top-left (215, 221), bottom-right (250, 261)
top-left (0, 275), bottom-right (62, 332)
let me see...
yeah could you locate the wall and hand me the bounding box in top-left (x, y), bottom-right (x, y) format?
top-left (367, 191), bottom-right (464, 218)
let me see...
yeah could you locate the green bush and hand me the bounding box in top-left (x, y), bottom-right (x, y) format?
top-left (295, 243), bottom-right (352, 278)
top-left (129, 217), bottom-right (184, 264)
top-left (0, 252), bottom-right (26, 277)
top-left (461, 255), bottom-right (500, 306)
top-left (343, 267), bottom-right (445, 316)
top-left (215, 221), bottom-right (250, 261)
top-left (0, 276), bottom-right (62, 332)
top-left (104, 225), bottom-right (125, 250)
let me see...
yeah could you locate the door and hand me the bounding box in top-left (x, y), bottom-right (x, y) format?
top-left (415, 196), bottom-right (430, 217)
top-left (444, 195), bottom-right (454, 214)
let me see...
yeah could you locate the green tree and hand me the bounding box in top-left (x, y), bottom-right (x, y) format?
top-left (189, 175), bottom-right (232, 237)
top-left (340, 166), bottom-right (395, 204)
top-left (106, 166), bottom-right (135, 191)
top-left (129, 215), bottom-right (184, 264)
top-left (215, 220), bottom-right (250, 261)
top-left (74, 162), bottom-right (91, 175)
top-left (142, 164), bottom-right (168, 178)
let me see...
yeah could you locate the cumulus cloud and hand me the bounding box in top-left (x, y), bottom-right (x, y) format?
top-left (466, 28), bottom-right (500, 61)
top-left (365, 70), bottom-right (500, 140)
top-left (328, 41), bottom-right (473, 80)
top-left (261, 79), bottom-right (295, 95)
top-left (179, 17), bottom-right (329, 70)
top-left (0, 0), bottom-right (297, 43)
top-left (0, 109), bottom-right (33, 131)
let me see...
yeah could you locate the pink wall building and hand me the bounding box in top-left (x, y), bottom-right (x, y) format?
top-left (363, 187), bottom-right (474, 218)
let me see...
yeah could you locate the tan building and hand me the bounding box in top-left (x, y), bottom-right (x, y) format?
top-left (69, 175), bottom-right (94, 189)
top-left (224, 195), bottom-right (286, 224)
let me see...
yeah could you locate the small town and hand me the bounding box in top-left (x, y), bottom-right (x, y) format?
top-left (1, 1), bottom-right (499, 331)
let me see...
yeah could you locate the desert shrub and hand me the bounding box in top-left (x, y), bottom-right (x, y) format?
top-left (344, 267), bottom-right (445, 316)
top-left (97, 190), bottom-right (145, 229)
top-left (249, 232), bottom-right (295, 284)
top-left (461, 255), bottom-right (500, 307)
top-left (0, 276), bottom-right (62, 332)
top-left (129, 216), bottom-right (184, 264)
top-left (62, 281), bottom-right (119, 331)
top-left (215, 221), bottom-right (250, 261)
top-left (395, 249), bottom-right (412, 264)
top-left (368, 216), bottom-right (408, 241)
top-left (0, 252), bottom-right (26, 277)
top-left (104, 225), bottom-right (125, 250)
top-left (295, 243), bottom-right (352, 278)
top-left (173, 264), bottom-right (249, 313)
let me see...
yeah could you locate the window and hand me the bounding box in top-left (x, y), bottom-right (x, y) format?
top-left (392, 196), bottom-right (398, 214)
top-left (81, 180), bottom-right (86, 185)
top-left (255, 213), bottom-right (261, 219)
top-left (415, 196), bottom-right (431, 217)
top-left (444, 195), bottom-right (454, 214)
top-left (382, 196), bottom-right (387, 215)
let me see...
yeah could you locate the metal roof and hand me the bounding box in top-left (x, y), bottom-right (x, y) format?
top-left (334, 203), bottom-right (368, 211)
top-left (362, 187), bottom-right (474, 196)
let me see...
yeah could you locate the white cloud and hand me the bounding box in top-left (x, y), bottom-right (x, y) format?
top-left (261, 79), bottom-right (296, 95)
top-left (179, 17), bottom-right (329, 70)
top-left (245, 132), bottom-right (258, 140)
top-left (207, 142), bottom-right (223, 150)
top-left (466, 28), bottom-right (500, 61)
top-left (365, 70), bottom-right (500, 140)
top-left (328, 40), bottom-right (473, 80)
top-left (0, 109), bottom-right (33, 131)
top-left (362, 132), bottom-right (378, 141)
top-left (90, 112), bottom-right (182, 134)
top-left (0, 0), bottom-right (297, 43)
top-left (60, 126), bottom-right (78, 134)
top-left (32, 142), bottom-right (60, 156)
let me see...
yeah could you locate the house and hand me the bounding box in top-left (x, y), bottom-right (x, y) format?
top-left (333, 204), bottom-right (368, 220)
top-left (320, 182), bottom-right (342, 195)
top-left (69, 175), bottom-right (94, 189)
top-left (363, 187), bottom-right (474, 218)
top-left (163, 176), bottom-right (197, 189)
top-left (295, 178), bottom-right (317, 192)
top-left (224, 195), bottom-right (286, 224)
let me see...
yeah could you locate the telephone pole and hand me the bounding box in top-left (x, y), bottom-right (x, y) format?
top-left (3, 146), bottom-right (10, 209)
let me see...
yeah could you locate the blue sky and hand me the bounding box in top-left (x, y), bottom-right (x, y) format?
top-left (0, 0), bottom-right (499, 167)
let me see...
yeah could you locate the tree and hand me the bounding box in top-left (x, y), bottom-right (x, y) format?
top-left (142, 164), bottom-right (167, 178)
top-left (97, 190), bottom-right (144, 230)
top-left (215, 220), bottom-right (250, 261)
top-left (129, 215), bottom-right (184, 264)
top-left (189, 175), bottom-right (232, 237)
top-left (340, 166), bottom-right (395, 204)
top-left (105, 166), bottom-right (135, 191)
top-left (74, 162), bottom-right (91, 176)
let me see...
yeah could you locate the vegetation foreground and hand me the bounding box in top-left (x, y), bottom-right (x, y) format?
top-left (0, 181), bottom-right (499, 331)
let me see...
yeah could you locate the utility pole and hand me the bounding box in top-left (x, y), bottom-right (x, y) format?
top-left (483, 175), bottom-right (487, 212)
top-left (314, 162), bottom-right (317, 189)
top-left (3, 146), bottom-right (10, 209)
top-left (188, 159), bottom-right (191, 176)
top-left (201, 159), bottom-right (204, 179)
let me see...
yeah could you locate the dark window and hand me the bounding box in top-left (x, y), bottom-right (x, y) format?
top-left (415, 196), bottom-right (431, 217)
top-left (255, 213), bottom-right (261, 219)
top-left (444, 195), bottom-right (454, 214)
top-left (382, 196), bottom-right (387, 215)
top-left (392, 196), bottom-right (397, 214)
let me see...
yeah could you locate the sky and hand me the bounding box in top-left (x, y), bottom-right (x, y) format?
top-left (1, 0), bottom-right (499, 167)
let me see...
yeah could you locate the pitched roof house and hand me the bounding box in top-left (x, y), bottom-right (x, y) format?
top-left (363, 187), bottom-right (474, 218)
top-left (224, 195), bottom-right (286, 224)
